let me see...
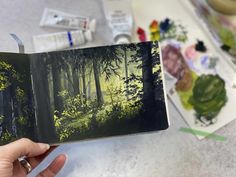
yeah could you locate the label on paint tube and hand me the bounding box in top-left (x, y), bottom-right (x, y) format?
top-left (40, 8), bottom-right (96, 32)
top-left (102, 0), bottom-right (133, 44)
top-left (33, 30), bottom-right (92, 52)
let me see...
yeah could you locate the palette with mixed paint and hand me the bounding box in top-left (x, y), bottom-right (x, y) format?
top-left (161, 31), bottom-right (236, 139)
top-left (134, 0), bottom-right (236, 139)
top-left (140, 17), bottom-right (236, 140)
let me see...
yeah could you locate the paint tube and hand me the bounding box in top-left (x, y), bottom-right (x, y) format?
top-left (40, 8), bottom-right (96, 32)
top-left (102, 0), bottom-right (133, 44)
top-left (33, 30), bottom-right (93, 52)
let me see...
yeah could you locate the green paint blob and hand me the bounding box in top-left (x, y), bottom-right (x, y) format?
top-left (189, 74), bottom-right (227, 121)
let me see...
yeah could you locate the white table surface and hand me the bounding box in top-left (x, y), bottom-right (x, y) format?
top-left (0, 0), bottom-right (236, 177)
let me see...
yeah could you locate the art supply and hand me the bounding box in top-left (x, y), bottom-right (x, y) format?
top-left (195, 40), bottom-right (207, 52)
top-left (10, 33), bottom-right (25, 53)
top-left (162, 44), bottom-right (189, 81)
top-left (207, 0), bottom-right (236, 15)
top-left (0, 41), bottom-right (169, 145)
top-left (40, 8), bottom-right (96, 32)
top-left (179, 127), bottom-right (227, 141)
top-left (191, 0), bottom-right (236, 59)
top-left (185, 45), bottom-right (198, 60)
top-left (158, 18), bottom-right (188, 43)
top-left (160, 18), bottom-right (171, 33)
top-left (33, 30), bottom-right (92, 52)
top-left (102, 0), bottom-right (133, 44)
top-left (137, 27), bottom-right (146, 42)
top-left (189, 74), bottom-right (227, 125)
top-left (149, 20), bottom-right (160, 41)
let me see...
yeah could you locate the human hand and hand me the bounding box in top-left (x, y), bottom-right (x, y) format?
top-left (0, 138), bottom-right (66, 177)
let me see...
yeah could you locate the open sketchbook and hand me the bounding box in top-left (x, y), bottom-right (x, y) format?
top-left (0, 41), bottom-right (169, 145)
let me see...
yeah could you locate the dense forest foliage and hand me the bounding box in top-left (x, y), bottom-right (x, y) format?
top-left (0, 42), bottom-right (168, 145)
top-left (0, 54), bottom-right (36, 145)
top-left (31, 41), bottom-right (168, 143)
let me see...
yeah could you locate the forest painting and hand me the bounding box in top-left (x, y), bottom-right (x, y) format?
top-left (0, 53), bottom-right (36, 145)
top-left (0, 42), bottom-right (168, 145)
top-left (30, 41), bottom-right (169, 144)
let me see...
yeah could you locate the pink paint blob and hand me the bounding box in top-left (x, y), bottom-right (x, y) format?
top-left (184, 45), bottom-right (198, 60)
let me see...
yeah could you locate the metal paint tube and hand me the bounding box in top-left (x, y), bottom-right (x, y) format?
top-left (102, 0), bottom-right (133, 44)
top-left (40, 8), bottom-right (96, 32)
top-left (33, 30), bottom-right (93, 52)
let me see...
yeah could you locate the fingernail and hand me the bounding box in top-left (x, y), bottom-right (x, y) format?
top-left (63, 154), bottom-right (68, 161)
top-left (38, 143), bottom-right (50, 150)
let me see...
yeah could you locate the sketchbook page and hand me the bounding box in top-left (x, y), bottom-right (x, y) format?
top-left (30, 41), bottom-right (169, 145)
top-left (0, 53), bottom-right (37, 145)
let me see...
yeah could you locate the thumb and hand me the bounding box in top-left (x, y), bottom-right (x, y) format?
top-left (37, 154), bottom-right (66, 177)
top-left (1, 138), bottom-right (50, 162)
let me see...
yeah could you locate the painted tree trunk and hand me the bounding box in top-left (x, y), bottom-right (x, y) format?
top-left (0, 92), bottom-right (3, 116)
top-left (82, 59), bottom-right (87, 101)
top-left (93, 59), bottom-right (103, 105)
top-left (72, 67), bottom-right (80, 96)
top-left (51, 60), bottom-right (64, 114)
top-left (31, 55), bottom-right (57, 143)
top-left (142, 43), bottom-right (155, 107)
top-left (141, 43), bottom-right (157, 130)
top-left (87, 69), bottom-right (93, 100)
top-left (124, 47), bottom-right (129, 99)
top-left (10, 84), bottom-right (19, 136)
top-left (3, 88), bottom-right (13, 135)
top-left (62, 71), bottom-right (69, 91)
top-left (65, 65), bottom-right (74, 95)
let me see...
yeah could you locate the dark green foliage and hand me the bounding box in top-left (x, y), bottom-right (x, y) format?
top-left (0, 42), bottom-right (168, 145)
top-left (189, 74), bottom-right (227, 124)
top-left (54, 89), bottom-right (142, 141)
top-left (50, 42), bottom-right (167, 141)
top-left (0, 55), bottom-right (36, 145)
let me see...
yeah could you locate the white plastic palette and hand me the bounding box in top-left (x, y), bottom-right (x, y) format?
top-left (133, 0), bottom-right (236, 139)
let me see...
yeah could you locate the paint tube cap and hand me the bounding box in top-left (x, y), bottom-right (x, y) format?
top-left (84, 30), bottom-right (93, 42)
top-left (89, 19), bottom-right (97, 33)
top-left (115, 36), bottom-right (130, 44)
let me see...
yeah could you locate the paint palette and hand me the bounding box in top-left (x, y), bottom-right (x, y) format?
top-left (160, 2), bottom-right (236, 139)
top-left (132, 0), bottom-right (236, 139)
top-left (164, 41), bottom-right (236, 140)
